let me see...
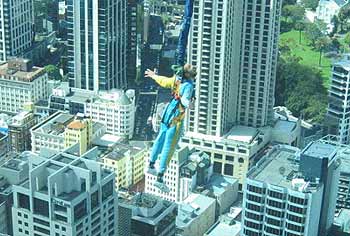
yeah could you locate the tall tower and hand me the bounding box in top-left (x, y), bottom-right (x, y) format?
top-left (67, 0), bottom-right (127, 91)
top-left (325, 54), bottom-right (350, 144)
top-left (0, 0), bottom-right (34, 62)
top-left (238, 0), bottom-right (282, 127)
top-left (187, 0), bottom-right (243, 137)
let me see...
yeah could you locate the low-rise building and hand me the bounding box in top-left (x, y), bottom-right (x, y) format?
top-left (316, 0), bottom-right (348, 25)
top-left (8, 111), bottom-right (37, 153)
top-left (100, 142), bottom-right (148, 190)
top-left (333, 209), bottom-right (350, 235)
top-left (176, 193), bottom-right (216, 236)
top-left (31, 112), bottom-right (105, 154)
top-left (118, 192), bottom-right (177, 236)
top-left (204, 214), bottom-right (241, 236)
top-left (0, 59), bottom-right (48, 114)
top-left (145, 147), bottom-right (212, 202)
top-left (86, 90), bottom-right (136, 139)
top-left (0, 132), bottom-right (8, 157)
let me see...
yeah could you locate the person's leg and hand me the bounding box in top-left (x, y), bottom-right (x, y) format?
top-left (149, 123), bottom-right (167, 166)
top-left (157, 122), bottom-right (182, 182)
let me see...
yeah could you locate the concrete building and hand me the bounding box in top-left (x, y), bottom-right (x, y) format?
top-left (200, 174), bottom-right (239, 217)
top-left (204, 214), bottom-right (241, 236)
top-left (0, 59), bottom-right (48, 114)
top-left (100, 142), bottom-right (147, 190)
top-left (64, 117), bottom-right (93, 155)
top-left (0, 0), bottom-right (34, 62)
top-left (67, 0), bottom-right (127, 91)
top-left (238, 0), bottom-right (282, 127)
top-left (187, 0), bottom-right (243, 136)
top-left (317, 135), bottom-right (350, 214)
top-left (0, 153), bottom-right (29, 236)
top-left (30, 112), bottom-right (105, 154)
top-left (85, 90), bottom-right (136, 139)
top-left (176, 193), bottom-right (216, 236)
top-left (325, 54), bottom-right (350, 144)
top-left (118, 192), bottom-right (177, 236)
top-left (333, 209), bottom-right (350, 235)
top-left (8, 111), bottom-right (37, 153)
top-left (242, 142), bottom-right (341, 236)
top-left (145, 147), bottom-right (213, 202)
top-left (11, 148), bottom-right (118, 236)
top-left (181, 120), bottom-right (301, 190)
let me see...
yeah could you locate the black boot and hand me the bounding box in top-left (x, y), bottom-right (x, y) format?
top-left (157, 172), bottom-right (164, 183)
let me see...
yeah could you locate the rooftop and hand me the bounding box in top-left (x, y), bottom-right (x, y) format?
top-left (0, 60), bottom-right (46, 82)
top-left (249, 145), bottom-right (306, 189)
top-left (102, 142), bottom-right (145, 161)
top-left (226, 126), bottom-right (259, 143)
top-left (302, 142), bottom-right (337, 160)
top-left (32, 112), bottom-right (74, 136)
top-left (205, 216), bottom-right (241, 236)
top-left (67, 120), bottom-right (86, 130)
top-left (177, 193), bottom-right (216, 228)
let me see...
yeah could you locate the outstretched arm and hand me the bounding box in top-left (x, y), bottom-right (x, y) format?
top-left (145, 69), bottom-right (176, 89)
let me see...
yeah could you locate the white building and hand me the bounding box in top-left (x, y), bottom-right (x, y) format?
top-left (187, 0), bottom-right (243, 136)
top-left (0, 0), bottom-right (33, 62)
top-left (242, 142), bottom-right (340, 236)
top-left (176, 193), bottom-right (216, 236)
top-left (238, 0), bottom-right (282, 127)
top-left (145, 147), bottom-right (213, 202)
top-left (67, 0), bottom-right (127, 91)
top-left (0, 59), bottom-right (48, 114)
top-left (30, 112), bottom-right (105, 154)
top-left (85, 90), bottom-right (136, 139)
top-left (316, 0), bottom-right (348, 25)
top-left (326, 55), bottom-right (350, 144)
top-left (11, 147), bottom-right (118, 236)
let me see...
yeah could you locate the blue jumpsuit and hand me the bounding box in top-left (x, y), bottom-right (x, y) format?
top-left (149, 75), bottom-right (194, 174)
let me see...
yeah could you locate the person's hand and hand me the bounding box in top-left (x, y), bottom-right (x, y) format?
top-left (145, 69), bottom-right (156, 78)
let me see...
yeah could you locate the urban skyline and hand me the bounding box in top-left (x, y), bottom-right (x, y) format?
top-left (0, 0), bottom-right (349, 236)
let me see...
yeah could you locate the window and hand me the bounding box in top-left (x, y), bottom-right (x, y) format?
top-left (224, 164), bottom-right (234, 176)
top-left (213, 161), bottom-right (222, 173)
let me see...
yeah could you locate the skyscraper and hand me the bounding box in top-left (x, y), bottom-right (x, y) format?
top-left (187, 0), bottom-right (243, 137)
top-left (187, 0), bottom-right (282, 135)
top-left (0, 0), bottom-right (34, 62)
top-left (67, 0), bottom-right (127, 91)
top-left (238, 0), bottom-right (282, 127)
top-left (325, 54), bottom-right (350, 144)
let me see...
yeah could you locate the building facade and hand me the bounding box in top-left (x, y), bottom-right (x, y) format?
top-left (0, 0), bottom-right (34, 62)
top-left (325, 55), bottom-right (350, 144)
top-left (85, 90), bottom-right (136, 139)
top-left (31, 112), bottom-right (105, 154)
top-left (11, 148), bottom-right (118, 236)
top-left (316, 0), bottom-right (348, 24)
top-left (0, 59), bottom-right (48, 114)
top-left (241, 142), bottom-right (340, 236)
top-left (187, 0), bottom-right (243, 136)
top-left (118, 192), bottom-right (177, 236)
top-left (238, 0), bottom-right (282, 127)
top-left (8, 111), bottom-right (37, 153)
top-left (176, 193), bottom-right (216, 236)
top-left (101, 142), bottom-right (147, 190)
top-left (67, 0), bottom-right (127, 91)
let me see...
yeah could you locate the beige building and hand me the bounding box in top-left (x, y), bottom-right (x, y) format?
top-left (0, 59), bottom-right (48, 114)
top-left (101, 142), bottom-right (147, 190)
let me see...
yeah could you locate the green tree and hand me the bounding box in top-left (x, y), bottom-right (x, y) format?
top-left (338, 6), bottom-right (350, 32)
top-left (315, 36), bottom-right (331, 66)
top-left (276, 54), bottom-right (328, 123)
top-left (302, 0), bottom-right (319, 10)
top-left (305, 23), bottom-right (323, 47)
top-left (345, 32), bottom-right (350, 46)
top-left (45, 65), bottom-right (63, 81)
